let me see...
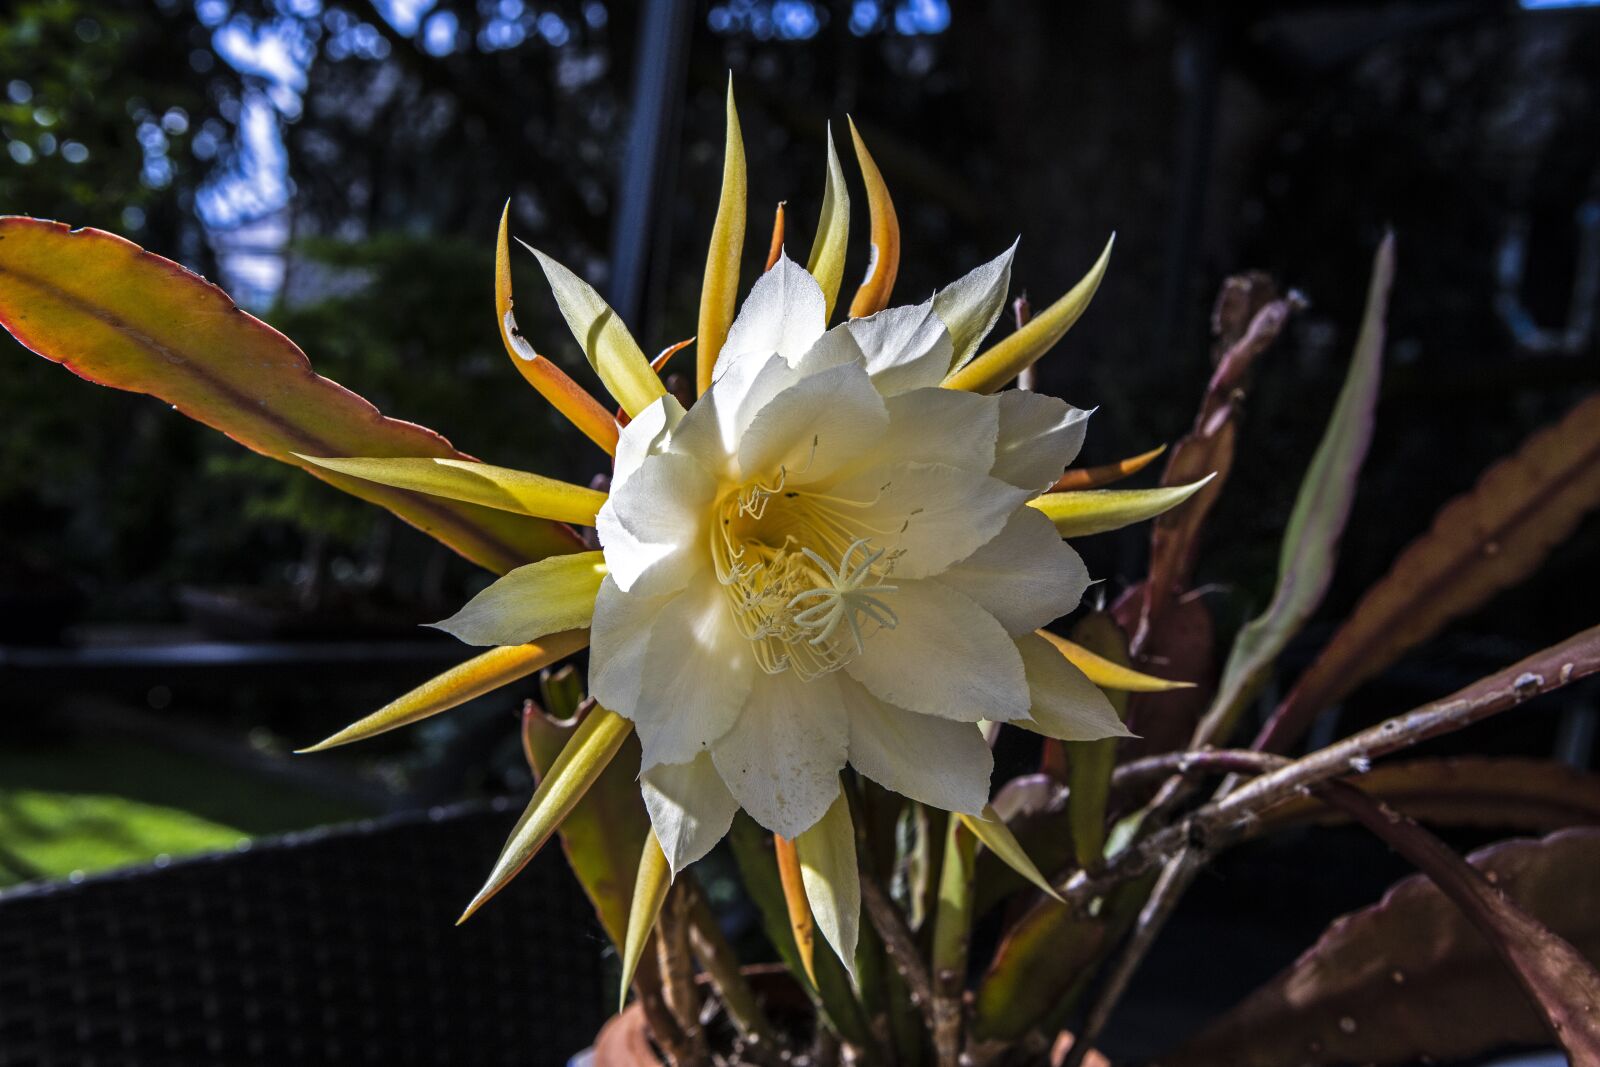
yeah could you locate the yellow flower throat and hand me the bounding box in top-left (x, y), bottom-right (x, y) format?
top-left (711, 470), bottom-right (901, 681)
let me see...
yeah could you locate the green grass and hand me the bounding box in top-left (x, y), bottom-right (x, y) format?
top-left (0, 788), bottom-right (246, 888)
top-left (0, 733), bottom-right (375, 889)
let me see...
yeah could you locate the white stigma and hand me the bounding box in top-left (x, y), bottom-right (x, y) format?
top-left (786, 540), bottom-right (899, 654)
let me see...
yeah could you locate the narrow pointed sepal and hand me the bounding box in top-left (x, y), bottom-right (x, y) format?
top-left (1028, 474), bottom-right (1214, 538)
top-left (295, 455), bottom-right (607, 526)
top-left (944, 234), bottom-right (1114, 394)
top-left (1015, 632), bottom-right (1135, 742)
top-left (495, 203), bottom-right (620, 455)
top-left (959, 805), bottom-right (1063, 903)
top-left (298, 631), bottom-right (589, 752)
top-left (1035, 629), bottom-right (1192, 693)
top-left (526, 243), bottom-right (665, 419)
top-left (618, 831), bottom-right (672, 1010)
top-left (806, 123), bottom-right (851, 321)
top-left (431, 551), bottom-right (606, 646)
top-left (1052, 444), bottom-right (1168, 491)
top-left (697, 77), bottom-right (748, 393)
top-left (846, 117), bottom-right (900, 319)
top-left (458, 705), bottom-right (633, 923)
top-left (796, 791), bottom-right (860, 982)
top-left (764, 202), bottom-right (787, 272)
top-left (773, 832), bottom-right (818, 988)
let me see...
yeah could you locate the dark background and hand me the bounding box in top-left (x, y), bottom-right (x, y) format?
top-left (1, 0), bottom-right (1597, 905)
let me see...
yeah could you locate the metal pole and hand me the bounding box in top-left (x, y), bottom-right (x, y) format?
top-left (608, 0), bottom-right (696, 335)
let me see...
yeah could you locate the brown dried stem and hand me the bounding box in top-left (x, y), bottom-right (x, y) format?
top-left (1061, 624), bottom-right (1600, 910)
top-left (1109, 748), bottom-right (1288, 793)
top-left (860, 867), bottom-right (937, 1034)
top-left (1059, 849), bottom-right (1205, 1067)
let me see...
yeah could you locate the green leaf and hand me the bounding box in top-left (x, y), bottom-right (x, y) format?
top-left (960, 805), bottom-right (1061, 902)
top-left (727, 813), bottom-right (874, 1048)
top-left (1065, 613), bottom-right (1131, 868)
top-left (0, 216), bottom-right (581, 574)
top-left (1195, 232), bottom-right (1393, 747)
top-left (928, 812), bottom-right (972, 998)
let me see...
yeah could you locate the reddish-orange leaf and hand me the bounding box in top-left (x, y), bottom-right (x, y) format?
top-left (1052, 445), bottom-right (1167, 492)
top-left (846, 118), bottom-right (900, 318)
top-left (651, 337), bottom-right (695, 374)
top-left (764, 201), bottom-right (786, 271)
top-left (496, 204), bottom-right (620, 455)
top-left (0, 217), bottom-right (582, 574)
top-left (774, 833), bottom-right (817, 986)
top-left (1259, 390), bottom-right (1600, 752)
top-left (1171, 825), bottom-right (1600, 1067)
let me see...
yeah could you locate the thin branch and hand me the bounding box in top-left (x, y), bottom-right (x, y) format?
top-left (632, 936), bottom-right (693, 1065)
top-left (1109, 748), bottom-right (1288, 793)
top-left (1061, 625), bottom-right (1600, 909)
top-left (685, 884), bottom-right (779, 1053)
top-left (860, 867), bottom-right (936, 1034)
top-left (1059, 849), bottom-right (1205, 1067)
top-left (655, 882), bottom-right (707, 1064)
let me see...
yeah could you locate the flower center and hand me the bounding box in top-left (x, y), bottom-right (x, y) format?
top-left (711, 470), bottom-right (901, 680)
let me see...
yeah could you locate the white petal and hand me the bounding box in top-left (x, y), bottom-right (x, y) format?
top-left (797, 791), bottom-right (860, 976)
top-left (936, 508), bottom-right (1090, 634)
top-left (431, 551), bottom-right (605, 646)
top-left (831, 461), bottom-right (1026, 579)
top-left (588, 575), bottom-right (663, 715)
top-left (671, 352), bottom-right (798, 477)
top-left (736, 359), bottom-right (888, 485)
top-left (715, 255), bottom-right (827, 377)
top-left (598, 451), bottom-right (715, 597)
top-left (844, 679), bottom-right (991, 814)
top-left (641, 752), bottom-right (740, 876)
top-left (840, 298), bottom-right (954, 396)
top-left (934, 240), bottom-right (1017, 372)
top-left (1014, 632), bottom-right (1132, 740)
top-left (874, 387), bottom-right (998, 474)
top-left (613, 394), bottom-right (685, 492)
top-left (991, 392), bottom-right (1093, 492)
top-left (712, 670), bottom-right (848, 839)
top-left (634, 577), bottom-right (756, 769)
top-left (844, 579), bottom-right (1029, 722)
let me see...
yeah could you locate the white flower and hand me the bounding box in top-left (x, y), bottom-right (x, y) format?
top-left (293, 107), bottom-right (1206, 985)
top-left (588, 255), bottom-right (1125, 872)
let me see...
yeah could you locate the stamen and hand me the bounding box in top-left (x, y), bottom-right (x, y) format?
top-left (710, 485), bottom-right (900, 680)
